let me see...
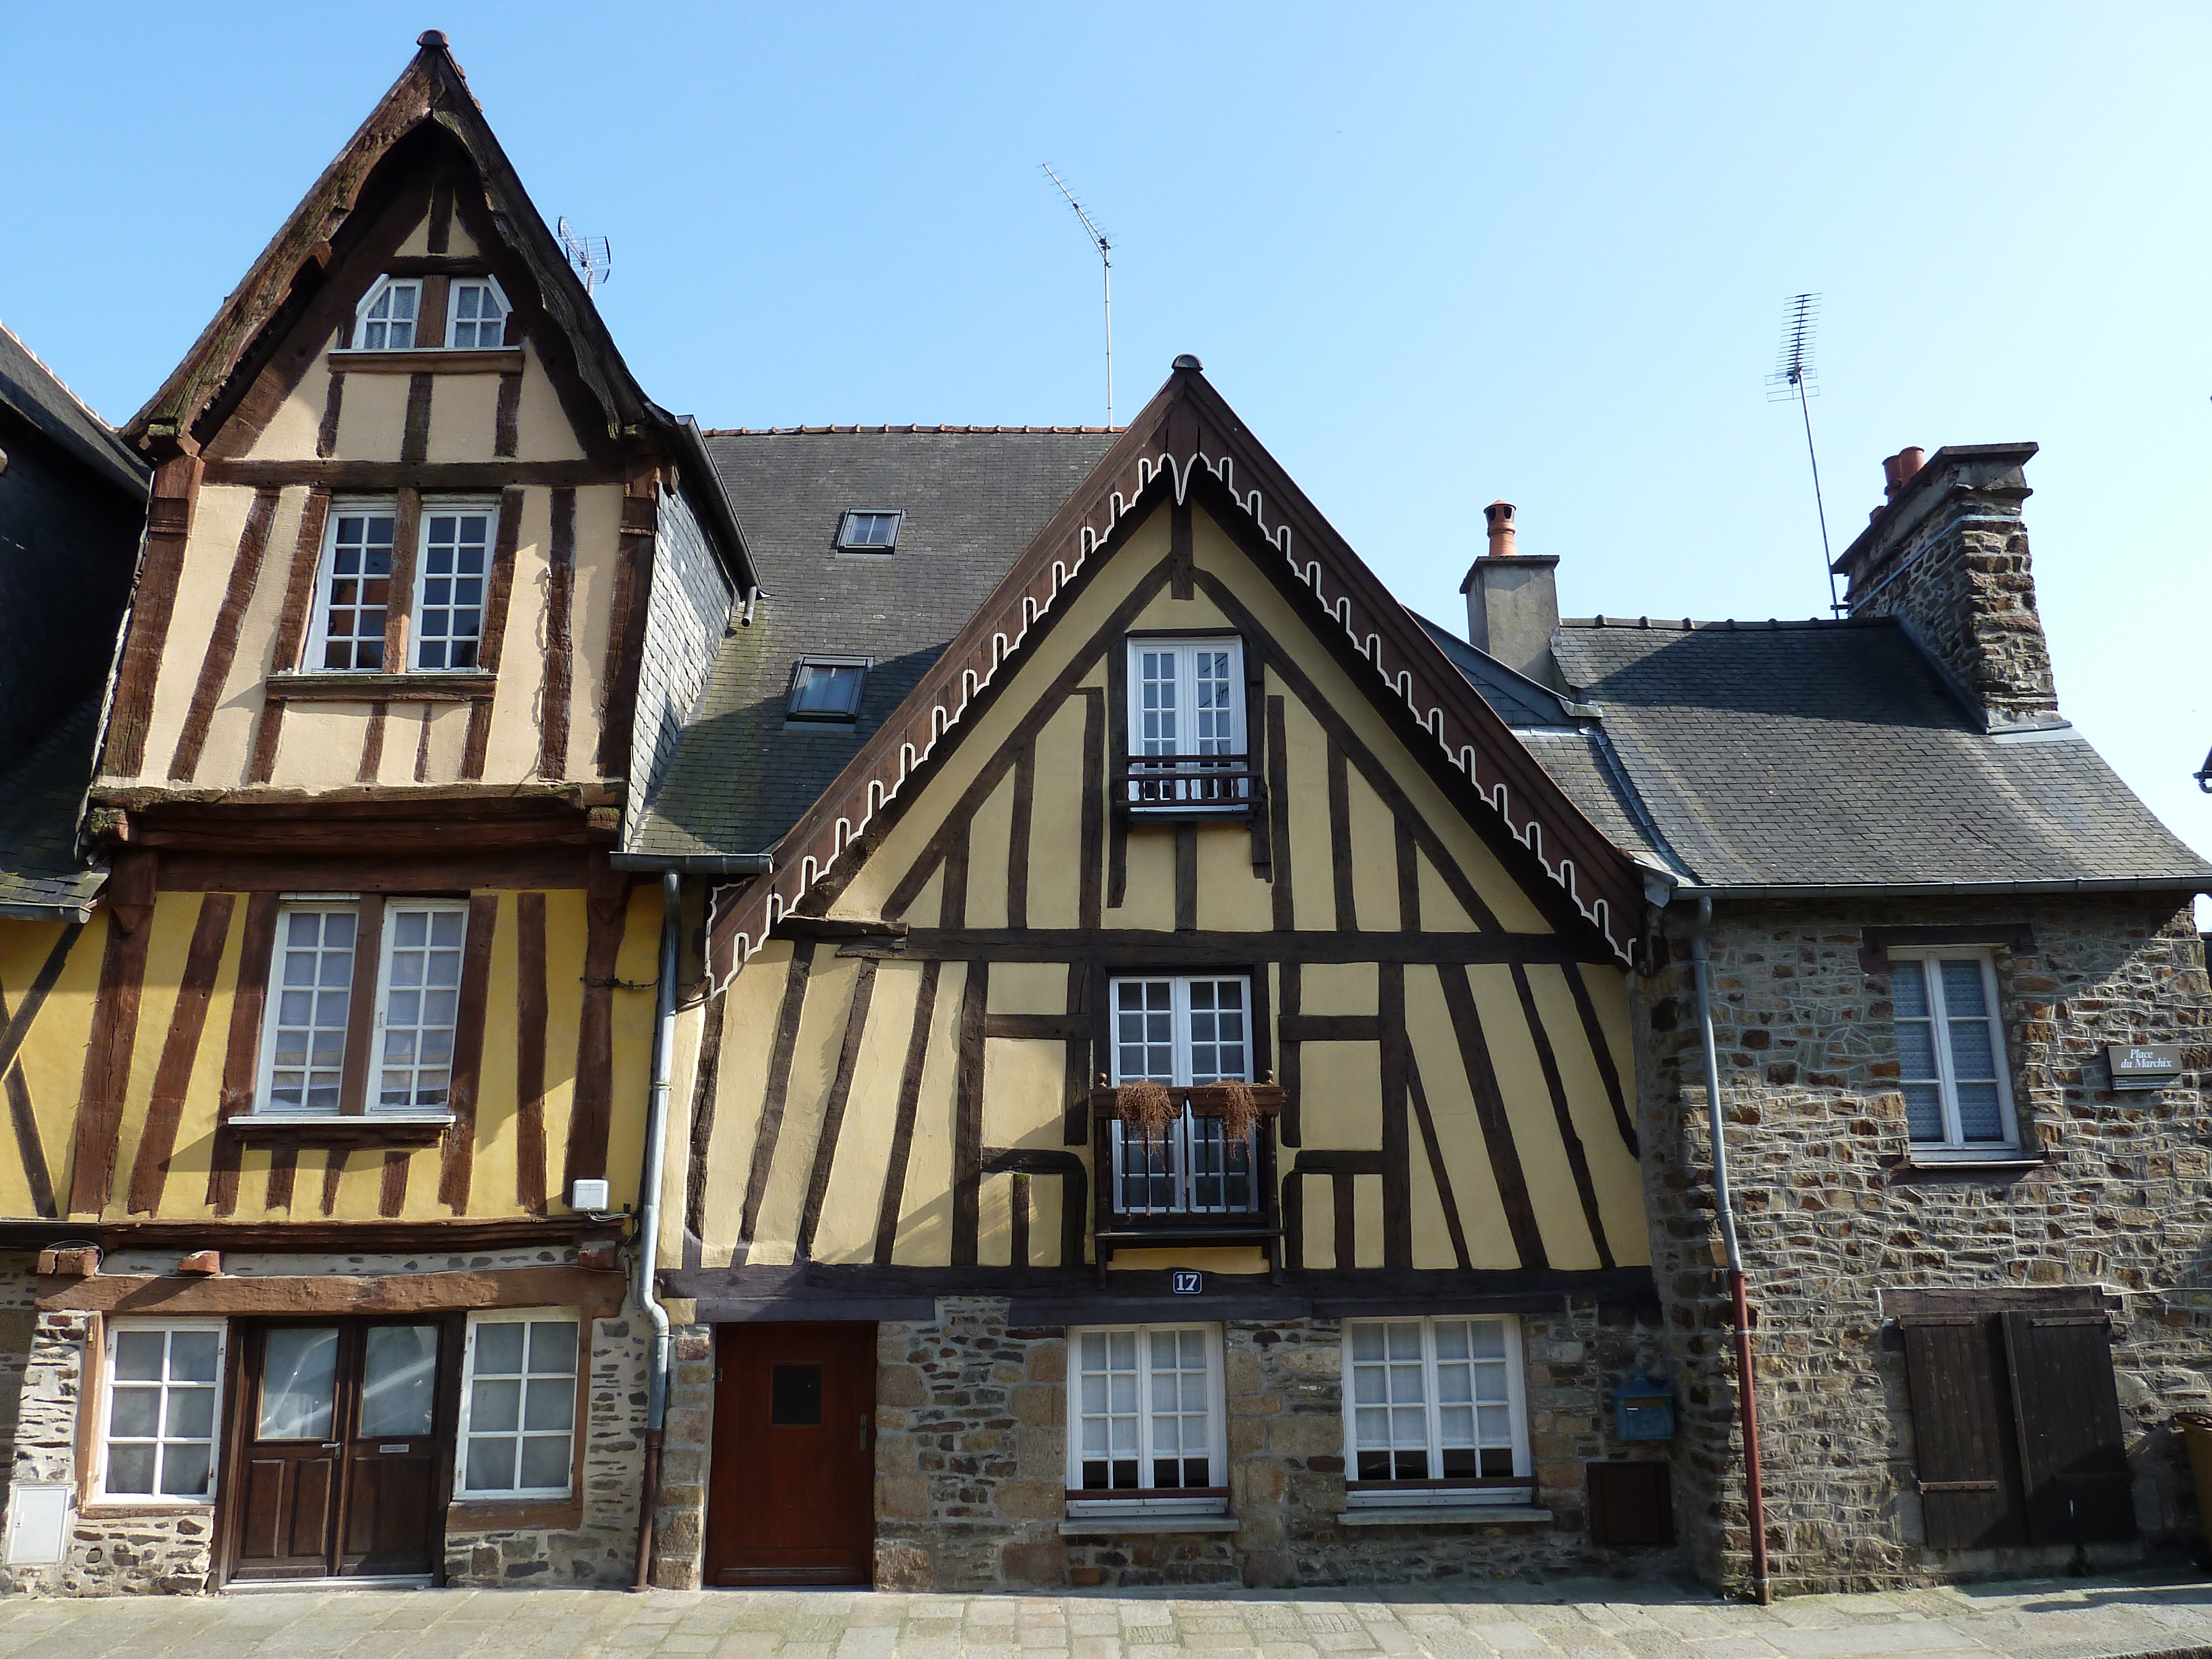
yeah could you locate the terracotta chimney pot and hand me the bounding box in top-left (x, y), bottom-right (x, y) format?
top-left (1484, 500), bottom-right (1516, 558)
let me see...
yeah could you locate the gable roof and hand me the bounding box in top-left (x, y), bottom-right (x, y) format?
top-left (1549, 615), bottom-right (2212, 893)
top-left (0, 320), bottom-right (147, 498)
top-left (703, 362), bottom-right (1648, 978)
top-left (630, 428), bottom-right (1117, 861)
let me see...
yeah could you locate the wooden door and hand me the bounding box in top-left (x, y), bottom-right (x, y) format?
top-left (2003, 1312), bottom-right (2136, 1545)
top-left (1901, 1315), bottom-right (2029, 1548)
top-left (226, 1319), bottom-right (448, 1582)
top-left (705, 1323), bottom-right (876, 1585)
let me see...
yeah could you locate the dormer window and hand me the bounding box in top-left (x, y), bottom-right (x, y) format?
top-left (357, 278), bottom-right (421, 351)
top-left (835, 510), bottom-right (901, 553)
top-left (1123, 637), bottom-right (1253, 811)
top-left (447, 279), bottom-right (509, 349)
top-left (787, 656), bottom-right (870, 722)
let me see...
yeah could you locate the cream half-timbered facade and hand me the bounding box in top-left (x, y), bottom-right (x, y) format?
top-left (0, 33), bottom-right (745, 1595)
top-left (640, 368), bottom-right (1673, 1592)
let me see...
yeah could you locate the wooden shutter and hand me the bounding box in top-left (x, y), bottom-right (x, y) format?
top-left (1900, 1316), bottom-right (2027, 1548)
top-left (2002, 1312), bottom-right (2136, 1545)
top-left (1587, 1460), bottom-right (1673, 1547)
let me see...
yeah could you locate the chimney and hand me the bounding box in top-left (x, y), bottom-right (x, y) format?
top-left (1834, 443), bottom-right (2058, 727)
top-left (1462, 501), bottom-right (1561, 687)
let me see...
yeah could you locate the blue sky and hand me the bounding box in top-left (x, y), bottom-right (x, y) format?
top-left (7, 3), bottom-right (2208, 885)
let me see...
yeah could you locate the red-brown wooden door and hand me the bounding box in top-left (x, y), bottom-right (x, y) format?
top-left (705, 1323), bottom-right (876, 1585)
top-left (226, 1319), bottom-right (447, 1582)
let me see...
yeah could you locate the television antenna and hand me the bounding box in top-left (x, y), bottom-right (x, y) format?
top-left (1042, 164), bottom-right (1113, 426)
top-left (1766, 293), bottom-right (1841, 614)
top-left (557, 217), bottom-right (613, 296)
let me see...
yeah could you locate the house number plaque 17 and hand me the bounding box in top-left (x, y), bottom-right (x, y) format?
top-left (1171, 1270), bottom-right (1203, 1295)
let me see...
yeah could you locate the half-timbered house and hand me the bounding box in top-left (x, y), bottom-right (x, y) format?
top-left (624, 363), bottom-right (1674, 1592)
top-left (0, 34), bottom-right (750, 1594)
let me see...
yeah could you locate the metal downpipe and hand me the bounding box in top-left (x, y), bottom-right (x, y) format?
top-left (630, 870), bottom-right (681, 1592)
top-left (1691, 895), bottom-right (1772, 1605)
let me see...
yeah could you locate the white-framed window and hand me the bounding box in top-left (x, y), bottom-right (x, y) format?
top-left (376, 902), bottom-right (469, 1110)
top-left (260, 902), bottom-right (359, 1114)
top-left (1129, 639), bottom-right (1244, 758)
top-left (1342, 1316), bottom-right (1530, 1508)
top-left (835, 509), bottom-right (901, 552)
top-left (411, 502), bottom-right (495, 669)
top-left (445, 278), bottom-right (509, 349)
top-left (309, 504), bottom-right (397, 671)
top-left (98, 1321), bottom-right (226, 1503)
top-left (456, 1310), bottom-right (581, 1499)
top-left (1109, 976), bottom-right (1256, 1216)
top-left (1891, 948), bottom-right (2018, 1154)
top-left (786, 656), bottom-right (870, 722)
top-left (355, 277), bottom-right (421, 351)
top-left (1066, 1324), bottom-right (1224, 1513)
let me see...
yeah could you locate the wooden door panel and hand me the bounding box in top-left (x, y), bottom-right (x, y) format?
top-left (343, 1454), bottom-right (438, 1567)
top-left (1901, 1316), bottom-right (2028, 1549)
top-left (233, 1453), bottom-right (338, 1574)
top-left (706, 1323), bottom-right (876, 1585)
top-left (2003, 1312), bottom-right (2136, 1545)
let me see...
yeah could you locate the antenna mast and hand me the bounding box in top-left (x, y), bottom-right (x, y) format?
top-left (1766, 293), bottom-right (1841, 614)
top-left (557, 217), bottom-right (613, 297)
top-left (1043, 164), bottom-right (1113, 426)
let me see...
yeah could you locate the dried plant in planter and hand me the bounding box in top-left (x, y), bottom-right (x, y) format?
top-left (1116, 1078), bottom-right (1176, 1140)
top-left (1217, 1079), bottom-right (1261, 1153)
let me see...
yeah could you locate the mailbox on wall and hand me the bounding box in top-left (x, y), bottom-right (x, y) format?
top-left (1611, 1374), bottom-right (1676, 1442)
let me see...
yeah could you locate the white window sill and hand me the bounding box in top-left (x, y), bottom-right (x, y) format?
top-left (228, 1113), bottom-right (455, 1127)
top-left (1336, 1505), bottom-right (1554, 1528)
top-left (1058, 1513), bottom-right (1238, 1536)
top-left (82, 1496), bottom-right (213, 1514)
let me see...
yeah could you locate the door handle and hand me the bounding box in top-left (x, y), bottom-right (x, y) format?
top-left (321, 1442), bottom-right (344, 1452)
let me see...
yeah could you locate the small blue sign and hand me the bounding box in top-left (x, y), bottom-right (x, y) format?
top-left (1171, 1270), bottom-right (1203, 1296)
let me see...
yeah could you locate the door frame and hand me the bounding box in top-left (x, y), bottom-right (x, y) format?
top-left (209, 1313), bottom-right (463, 1590)
top-left (703, 1322), bottom-right (879, 1587)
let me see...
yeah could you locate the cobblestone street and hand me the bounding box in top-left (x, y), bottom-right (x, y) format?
top-left (3, 1574), bottom-right (2212, 1659)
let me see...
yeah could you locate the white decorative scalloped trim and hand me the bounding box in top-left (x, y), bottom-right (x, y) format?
top-left (706, 442), bottom-right (1627, 990)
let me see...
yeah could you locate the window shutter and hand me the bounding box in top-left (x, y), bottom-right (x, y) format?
top-left (2001, 1312), bottom-right (2136, 1545)
top-left (1900, 1317), bottom-right (2026, 1548)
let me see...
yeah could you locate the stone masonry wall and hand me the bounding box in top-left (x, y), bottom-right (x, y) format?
top-left (0, 1258), bottom-right (38, 1534)
top-left (1634, 895), bottom-right (2212, 1595)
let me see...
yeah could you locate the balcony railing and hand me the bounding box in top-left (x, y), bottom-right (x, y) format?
top-left (1118, 753), bottom-right (1255, 813)
top-left (1088, 1084), bottom-right (1284, 1280)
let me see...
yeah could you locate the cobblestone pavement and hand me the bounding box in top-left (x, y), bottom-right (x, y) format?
top-left (2, 1573), bottom-right (2211, 1659)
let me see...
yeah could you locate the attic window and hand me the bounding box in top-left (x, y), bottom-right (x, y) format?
top-left (787, 657), bottom-right (870, 722)
top-left (447, 279), bottom-right (509, 349)
top-left (357, 279), bottom-right (421, 351)
top-left (835, 510), bottom-right (901, 553)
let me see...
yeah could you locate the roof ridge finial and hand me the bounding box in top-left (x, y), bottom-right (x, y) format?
top-left (418, 28), bottom-right (449, 48)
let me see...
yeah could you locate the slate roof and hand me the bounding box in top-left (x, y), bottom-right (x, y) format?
top-left (0, 320), bottom-right (145, 497)
top-left (0, 694), bottom-right (105, 918)
top-left (1545, 617), bottom-right (2212, 891)
top-left (630, 429), bottom-right (1118, 858)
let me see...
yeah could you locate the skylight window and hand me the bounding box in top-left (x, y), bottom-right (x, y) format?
top-left (787, 657), bottom-right (870, 722)
top-left (835, 510), bottom-right (901, 553)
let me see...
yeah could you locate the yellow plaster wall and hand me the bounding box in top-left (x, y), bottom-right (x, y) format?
top-left (1025, 696), bottom-right (1091, 930)
top-left (689, 940), bottom-right (796, 1267)
top-left (980, 1039), bottom-right (1065, 1152)
top-left (244, 326), bottom-right (341, 461)
top-left (808, 959), bottom-right (928, 1265)
top-left (425, 373), bottom-right (503, 463)
top-left (890, 960), bottom-right (968, 1266)
top-left (481, 486), bottom-right (554, 782)
top-left (1194, 821), bottom-right (1272, 933)
top-left (1276, 689), bottom-right (1340, 931)
top-left (511, 341), bottom-right (589, 462)
top-left (135, 484), bottom-right (258, 783)
top-left (963, 772), bottom-right (1015, 930)
top-left (1464, 964), bottom-right (1601, 1271)
top-left (558, 484), bottom-right (625, 779)
top-left (333, 373), bottom-right (411, 461)
top-left (745, 945), bottom-right (859, 1267)
top-left (1402, 964), bottom-right (1520, 1270)
top-left (987, 962), bottom-right (1067, 1016)
top-left (1344, 761), bottom-right (1403, 932)
top-left (269, 705), bottom-right (379, 790)
top-left (1523, 962), bottom-right (1647, 1266)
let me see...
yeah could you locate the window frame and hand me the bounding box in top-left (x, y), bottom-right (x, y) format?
top-left (453, 1308), bottom-right (583, 1502)
top-left (1340, 1315), bottom-right (1532, 1509)
top-left (93, 1318), bottom-right (228, 1509)
top-left (834, 509), bottom-right (902, 554)
top-left (785, 655), bottom-right (873, 723)
top-left (1125, 637), bottom-right (1246, 759)
top-left (253, 898), bottom-right (362, 1119)
top-left (350, 276), bottom-right (424, 352)
top-left (372, 900), bottom-right (473, 1114)
top-left (1106, 975), bottom-right (1258, 1218)
top-left (1889, 946), bottom-right (2021, 1157)
top-left (442, 276), bottom-right (513, 351)
top-left (408, 498), bottom-right (500, 671)
top-left (305, 498), bottom-right (399, 673)
top-left (1064, 1322), bottom-right (1227, 1516)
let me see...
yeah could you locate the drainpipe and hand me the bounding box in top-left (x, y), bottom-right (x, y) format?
top-left (631, 869), bottom-right (682, 1592)
top-left (1689, 895), bottom-right (1772, 1605)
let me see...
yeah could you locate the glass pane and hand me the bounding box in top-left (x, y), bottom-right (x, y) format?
top-left (1947, 1016), bottom-right (1997, 1083)
top-left (107, 1443), bottom-right (154, 1494)
top-left (525, 1377), bottom-right (576, 1432)
top-left (518, 1435), bottom-right (570, 1490)
top-left (110, 1387), bottom-right (160, 1438)
top-left (258, 1327), bottom-right (338, 1439)
top-left (360, 1326), bottom-right (439, 1438)
top-left (166, 1386), bottom-right (216, 1441)
top-left (466, 1436), bottom-right (513, 1491)
top-left (471, 1377), bottom-right (521, 1433)
top-left (1892, 958), bottom-right (1929, 1018)
top-left (1895, 1020), bottom-right (1938, 1081)
top-left (1956, 1081), bottom-right (2006, 1142)
top-left (113, 1329), bottom-right (165, 1383)
top-left (475, 1321), bottom-right (524, 1375)
top-left (529, 1321), bottom-right (578, 1376)
top-left (1939, 957), bottom-right (1990, 1019)
top-left (1903, 1082), bottom-right (1944, 1141)
top-left (161, 1441), bottom-right (212, 1498)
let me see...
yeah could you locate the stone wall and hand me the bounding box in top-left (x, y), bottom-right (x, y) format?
top-left (1634, 895), bottom-right (2212, 1594)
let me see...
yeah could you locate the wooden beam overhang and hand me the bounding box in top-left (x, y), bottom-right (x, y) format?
top-left (706, 363), bottom-right (1647, 980)
top-left (85, 782), bottom-right (624, 855)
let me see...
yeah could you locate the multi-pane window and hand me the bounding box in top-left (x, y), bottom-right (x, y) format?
top-left (1892, 949), bottom-right (2017, 1152)
top-left (1343, 1317), bottom-right (1528, 1507)
top-left (1110, 977), bottom-right (1254, 1215)
top-left (835, 509), bottom-right (901, 552)
top-left (787, 658), bottom-right (870, 721)
top-left (378, 904), bottom-right (468, 1110)
top-left (446, 280), bottom-right (508, 349)
top-left (263, 906), bottom-right (358, 1114)
top-left (1126, 638), bottom-right (1247, 808)
top-left (413, 507), bottom-right (493, 669)
top-left (101, 1323), bottom-right (225, 1502)
top-left (457, 1312), bottom-right (580, 1498)
top-left (357, 279), bottom-right (421, 350)
top-left (315, 509), bottom-right (396, 670)
top-left (1067, 1325), bottom-right (1223, 1512)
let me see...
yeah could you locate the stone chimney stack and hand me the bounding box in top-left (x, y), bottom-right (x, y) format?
top-left (1462, 502), bottom-right (1561, 687)
top-left (1833, 442), bottom-right (2059, 728)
